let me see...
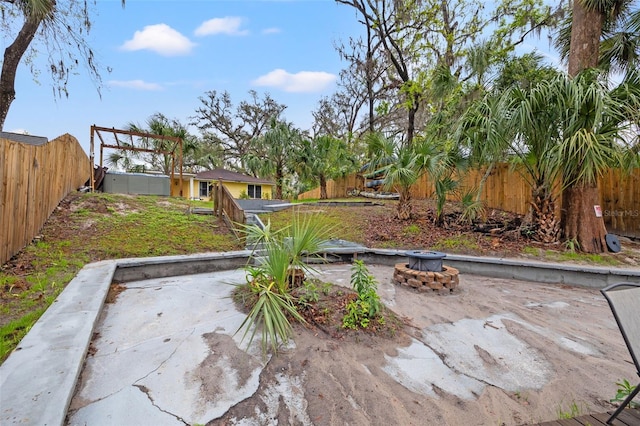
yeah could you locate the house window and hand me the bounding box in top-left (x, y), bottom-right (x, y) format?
top-left (199, 181), bottom-right (209, 198)
top-left (247, 184), bottom-right (262, 199)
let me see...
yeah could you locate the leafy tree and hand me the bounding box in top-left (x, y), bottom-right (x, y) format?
top-left (297, 135), bottom-right (356, 199)
top-left (336, 0), bottom-right (556, 145)
top-left (0, 0), bottom-right (125, 129)
top-left (244, 118), bottom-right (303, 200)
top-left (191, 90), bottom-right (285, 170)
top-left (332, 26), bottom-right (392, 136)
top-left (337, 0), bottom-right (426, 144)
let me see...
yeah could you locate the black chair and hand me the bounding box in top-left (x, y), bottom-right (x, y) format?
top-left (600, 282), bottom-right (640, 424)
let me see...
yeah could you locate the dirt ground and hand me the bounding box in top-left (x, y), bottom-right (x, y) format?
top-left (208, 264), bottom-right (636, 426)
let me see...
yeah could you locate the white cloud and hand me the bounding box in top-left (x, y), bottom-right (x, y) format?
top-left (252, 69), bottom-right (336, 93)
top-left (195, 17), bottom-right (249, 36)
top-left (262, 27), bottom-right (281, 35)
top-left (121, 24), bottom-right (195, 56)
top-left (108, 80), bottom-right (163, 91)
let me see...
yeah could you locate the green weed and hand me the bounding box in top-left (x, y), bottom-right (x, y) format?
top-left (610, 378), bottom-right (639, 409)
top-left (556, 401), bottom-right (584, 419)
top-left (403, 224), bottom-right (421, 236)
top-left (1, 192), bottom-right (241, 363)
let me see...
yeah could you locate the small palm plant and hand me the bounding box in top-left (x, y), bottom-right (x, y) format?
top-left (236, 212), bottom-right (333, 355)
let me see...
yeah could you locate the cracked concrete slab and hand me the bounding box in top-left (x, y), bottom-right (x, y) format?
top-left (67, 270), bottom-right (264, 426)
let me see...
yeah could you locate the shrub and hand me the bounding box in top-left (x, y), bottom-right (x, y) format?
top-left (343, 260), bottom-right (382, 329)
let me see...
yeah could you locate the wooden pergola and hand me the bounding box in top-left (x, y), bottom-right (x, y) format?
top-left (89, 125), bottom-right (184, 196)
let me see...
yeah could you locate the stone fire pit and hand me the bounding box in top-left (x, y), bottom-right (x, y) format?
top-left (393, 250), bottom-right (460, 293)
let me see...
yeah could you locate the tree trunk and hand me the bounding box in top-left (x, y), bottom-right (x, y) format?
top-left (567, 1), bottom-right (602, 76)
top-left (562, 1), bottom-right (606, 252)
top-left (407, 103), bottom-right (418, 145)
top-left (531, 185), bottom-right (560, 244)
top-left (396, 188), bottom-right (412, 220)
top-left (319, 175), bottom-right (328, 200)
top-left (275, 167), bottom-right (283, 200)
top-left (563, 183), bottom-right (607, 253)
top-left (1, 16), bottom-right (42, 130)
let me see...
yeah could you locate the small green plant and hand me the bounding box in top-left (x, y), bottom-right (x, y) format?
top-left (403, 224), bottom-right (420, 236)
top-left (343, 298), bottom-right (372, 329)
top-left (236, 275), bottom-right (304, 355)
top-left (458, 188), bottom-right (486, 224)
top-left (564, 238), bottom-right (580, 253)
top-left (342, 260), bottom-right (382, 329)
top-left (298, 280), bottom-right (320, 305)
top-left (556, 401), bottom-right (583, 419)
top-left (239, 190), bottom-right (250, 199)
top-left (610, 379), bottom-right (639, 409)
top-left (434, 234), bottom-right (480, 252)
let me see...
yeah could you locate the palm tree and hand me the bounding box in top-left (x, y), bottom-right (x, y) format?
top-left (552, 70), bottom-right (640, 252)
top-left (554, 0), bottom-right (639, 252)
top-left (555, 1), bottom-right (639, 77)
top-left (297, 135), bottom-right (356, 199)
top-left (366, 132), bottom-right (455, 221)
top-left (460, 80), bottom-right (565, 243)
top-left (127, 113), bottom-right (194, 176)
top-left (244, 118), bottom-right (303, 200)
top-left (460, 71), bottom-right (640, 249)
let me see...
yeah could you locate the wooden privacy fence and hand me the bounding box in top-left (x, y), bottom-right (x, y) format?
top-left (299, 164), bottom-right (640, 238)
top-left (1, 134), bottom-right (90, 265)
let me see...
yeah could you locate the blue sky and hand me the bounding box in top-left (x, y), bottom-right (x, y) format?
top-left (4, 1), bottom-right (561, 156)
top-left (4, 0), bottom-right (361, 154)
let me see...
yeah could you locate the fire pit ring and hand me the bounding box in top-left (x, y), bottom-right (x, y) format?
top-left (405, 250), bottom-right (446, 272)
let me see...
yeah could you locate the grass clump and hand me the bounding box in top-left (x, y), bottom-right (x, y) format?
top-left (434, 234), bottom-right (480, 252)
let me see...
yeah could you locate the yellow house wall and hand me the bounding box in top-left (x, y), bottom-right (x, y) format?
top-left (172, 177), bottom-right (273, 200)
top-left (223, 181), bottom-right (273, 199)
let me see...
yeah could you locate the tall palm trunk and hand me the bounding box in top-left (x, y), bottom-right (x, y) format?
top-left (563, 0), bottom-right (608, 252)
top-left (275, 165), bottom-right (284, 200)
top-left (319, 175), bottom-right (328, 200)
top-left (563, 183), bottom-right (607, 252)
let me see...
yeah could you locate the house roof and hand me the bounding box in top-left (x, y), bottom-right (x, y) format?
top-left (0, 131), bottom-right (48, 146)
top-left (195, 168), bottom-right (274, 185)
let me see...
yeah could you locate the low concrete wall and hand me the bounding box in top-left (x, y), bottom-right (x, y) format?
top-left (236, 199), bottom-right (288, 211)
top-left (356, 250), bottom-right (640, 288)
